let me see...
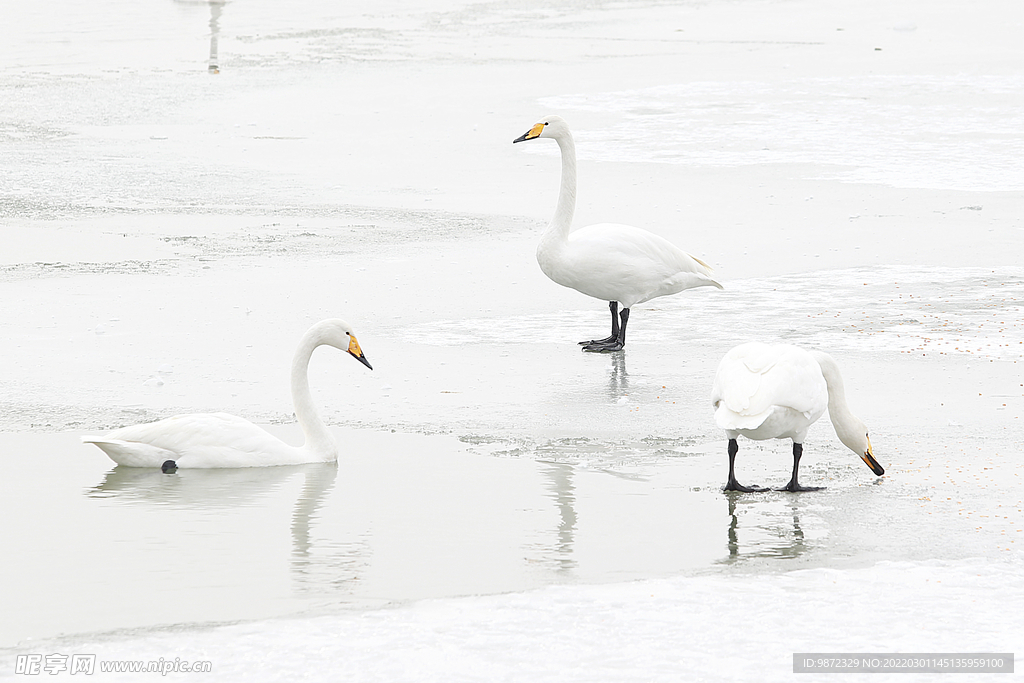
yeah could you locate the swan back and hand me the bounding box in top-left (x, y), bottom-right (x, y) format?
top-left (711, 343), bottom-right (827, 436)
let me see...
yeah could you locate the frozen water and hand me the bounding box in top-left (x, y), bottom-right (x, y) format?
top-left (5, 557), bottom-right (1020, 682)
top-left (1, 0), bottom-right (1022, 679)
top-left (541, 75), bottom-right (1024, 191)
top-left (406, 266), bottom-right (1024, 359)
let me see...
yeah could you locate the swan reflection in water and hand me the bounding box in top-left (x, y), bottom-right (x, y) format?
top-left (540, 462), bottom-right (578, 574)
top-left (720, 493), bottom-right (817, 565)
top-left (87, 462), bottom-right (364, 593)
top-left (606, 350), bottom-right (629, 402)
top-left (207, 0), bottom-right (224, 73)
top-left (172, 0), bottom-right (226, 73)
top-left (289, 464), bottom-right (369, 594)
top-left (88, 462), bottom-right (318, 507)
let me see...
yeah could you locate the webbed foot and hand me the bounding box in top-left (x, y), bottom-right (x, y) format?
top-left (776, 482), bottom-right (823, 492)
top-left (724, 481), bottom-right (769, 493)
top-left (578, 335), bottom-right (617, 346)
top-left (582, 340), bottom-right (624, 353)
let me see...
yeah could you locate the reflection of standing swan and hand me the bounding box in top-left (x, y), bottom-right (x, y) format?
top-left (82, 319), bottom-right (372, 469)
top-left (513, 115), bottom-right (722, 351)
top-left (207, 0), bottom-right (225, 74)
top-left (711, 342), bottom-right (884, 492)
top-left (541, 462), bottom-right (578, 574)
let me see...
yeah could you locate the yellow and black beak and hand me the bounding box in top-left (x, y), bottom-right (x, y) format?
top-left (513, 122), bottom-right (545, 144)
top-left (860, 439), bottom-right (884, 476)
top-left (347, 334), bottom-right (372, 370)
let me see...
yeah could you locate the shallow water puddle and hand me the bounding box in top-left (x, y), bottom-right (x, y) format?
top-left (2, 429), bottom-right (733, 646)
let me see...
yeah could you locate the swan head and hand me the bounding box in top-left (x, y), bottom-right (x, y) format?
top-left (513, 114), bottom-right (570, 143)
top-left (310, 319), bottom-right (373, 370)
top-left (836, 420), bottom-right (884, 476)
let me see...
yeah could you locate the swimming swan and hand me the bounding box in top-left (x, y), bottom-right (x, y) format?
top-left (710, 342), bottom-right (884, 492)
top-left (514, 115), bottom-right (722, 351)
top-left (82, 319), bottom-right (372, 469)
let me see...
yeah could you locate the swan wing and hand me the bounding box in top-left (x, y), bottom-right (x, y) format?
top-left (78, 437), bottom-right (178, 468)
top-left (557, 223), bottom-right (721, 306)
top-left (83, 413), bottom-right (302, 468)
top-left (712, 343), bottom-right (827, 432)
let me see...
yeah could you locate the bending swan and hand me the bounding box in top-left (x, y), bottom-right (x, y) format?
top-left (82, 319), bottom-right (372, 469)
top-left (514, 115), bottom-right (722, 351)
top-left (710, 342), bottom-right (884, 492)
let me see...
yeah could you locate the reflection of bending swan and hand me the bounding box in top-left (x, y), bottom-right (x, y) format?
top-left (710, 342), bottom-right (884, 492)
top-left (513, 115), bottom-right (722, 352)
top-left (82, 319), bottom-right (372, 469)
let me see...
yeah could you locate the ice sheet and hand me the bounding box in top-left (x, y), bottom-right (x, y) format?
top-left (1, 0), bottom-right (1022, 679)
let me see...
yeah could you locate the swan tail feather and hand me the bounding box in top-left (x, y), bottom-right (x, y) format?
top-left (690, 254), bottom-right (714, 271)
top-left (82, 437), bottom-right (176, 468)
top-left (685, 254), bottom-right (723, 288)
top-left (714, 403), bottom-right (771, 431)
top-left (703, 275), bottom-right (725, 290)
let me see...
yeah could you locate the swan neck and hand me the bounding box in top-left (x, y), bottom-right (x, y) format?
top-left (816, 354), bottom-right (857, 433)
top-left (291, 334), bottom-right (336, 458)
top-left (549, 132), bottom-right (577, 239)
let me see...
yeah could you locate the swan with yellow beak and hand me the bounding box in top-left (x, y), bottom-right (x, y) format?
top-left (711, 342), bottom-right (885, 492)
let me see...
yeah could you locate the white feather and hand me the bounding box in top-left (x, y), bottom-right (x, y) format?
top-left (711, 343), bottom-right (827, 441)
top-left (82, 319), bottom-right (372, 468)
top-left (516, 115), bottom-right (721, 346)
top-left (710, 342), bottom-right (882, 482)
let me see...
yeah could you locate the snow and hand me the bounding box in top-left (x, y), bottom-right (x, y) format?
top-left (7, 558), bottom-right (1021, 682)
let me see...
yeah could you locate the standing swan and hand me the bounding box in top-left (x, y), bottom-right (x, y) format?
top-left (513, 115), bottom-right (722, 351)
top-left (82, 319), bottom-right (372, 469)
top-left (710, 342), bottom-right (885, 492)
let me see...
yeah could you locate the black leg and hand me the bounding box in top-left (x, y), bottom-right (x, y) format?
top-left (777, 442), bottom-right (824, 492)
top-left (583, 306), bottom-right (628, 352)
top-left (724, 438), bottom-right (767, 492)
top-left (579, 301), bottom-right (619, 346)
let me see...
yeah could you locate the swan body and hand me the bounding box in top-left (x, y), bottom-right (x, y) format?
top-left (514, 115), bottom-right (722, 351)
top-left (710, 342), bottom-right (884, 491)
top-left (82, 319), bottom-right (372, 469)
